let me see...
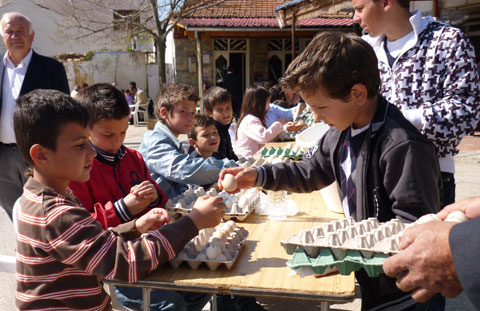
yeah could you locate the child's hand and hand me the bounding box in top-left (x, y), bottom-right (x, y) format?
top-left (218, 167), bottom-right (257, 194)
top-left (188, 195), bottom-right (226, 230)
top-left (277, 117), bottom-right (286, 124)
top-left (285, 121), bottom-right (303, 132)
top-left (124, 193), bottom-right (152, 216)
top-left (131, 181), bottom-right (158, 203)
top-left (135, 208), bottom-right (171, 233)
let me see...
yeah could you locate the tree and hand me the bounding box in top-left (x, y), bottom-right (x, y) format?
top-left (39, 0), bottom-right (225, 87)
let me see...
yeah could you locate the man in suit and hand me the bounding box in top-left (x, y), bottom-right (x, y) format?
top-left (0, 12), bottom-right (69, 219)
top-left (383, 196), bottom-right (480, 309)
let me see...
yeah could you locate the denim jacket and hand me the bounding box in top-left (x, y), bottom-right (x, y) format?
top-left (140, 121), bottom-right (237, 198)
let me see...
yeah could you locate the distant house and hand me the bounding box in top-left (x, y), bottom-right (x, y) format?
top-left (169, 0), bottom-right (354, 98)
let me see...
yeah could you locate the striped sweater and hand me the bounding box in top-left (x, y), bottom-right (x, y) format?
top-left (16, 177), bottom-right (198, 310)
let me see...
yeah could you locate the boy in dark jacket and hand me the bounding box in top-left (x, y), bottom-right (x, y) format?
top-left (204, 86), bottom-right (238, 161)
top-left (219, 32), bottom-right (442, 311)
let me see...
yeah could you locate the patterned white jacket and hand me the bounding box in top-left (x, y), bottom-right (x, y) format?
top-left (364, 11), bottom-right (480, 172)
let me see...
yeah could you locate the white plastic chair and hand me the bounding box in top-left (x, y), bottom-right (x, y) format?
top-left (131, 102), bottom-right (149, 127)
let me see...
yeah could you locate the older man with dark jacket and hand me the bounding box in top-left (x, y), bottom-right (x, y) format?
top-left (0, 12), bottom-right (69, 219)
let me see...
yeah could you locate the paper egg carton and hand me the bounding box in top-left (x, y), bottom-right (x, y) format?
top-left (170, 221), bottom-right (249, 271)
top-left (260, 143), bottom-right (305, 160)
top-left (165, 187), bottom-right (261, 221)
top-left (236, 157), bottom-right (265, 168)
top-left (281, 217), bottom-right (410, 260)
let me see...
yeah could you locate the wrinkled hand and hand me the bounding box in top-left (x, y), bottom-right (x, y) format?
top-left (437, 196), bottom-right (480, 220)
top-left (383, 221), bottom-right (462, 302)
top-left (218, 167), bottom-right (258, 194)
top-left (188, 195), bottom-right (226, 230)
top-left (135, 208), bottom-right (170, 233)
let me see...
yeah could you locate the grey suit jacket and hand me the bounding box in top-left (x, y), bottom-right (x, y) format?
top-left (0, 50), bottom-right (69, 117)
top-left (450, 216), bottom-right (480, 309)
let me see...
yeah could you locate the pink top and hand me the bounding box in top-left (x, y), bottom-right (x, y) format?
top-left (234, 114), bottom-right (284, 157)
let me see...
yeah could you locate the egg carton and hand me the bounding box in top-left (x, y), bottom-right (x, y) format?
top-left (166, 187), bottom-right (261, 221)
top-left (283, 212), bottom-right (470, 277)
top-left (260, 143), bottom-right (305, 160)
top-left (280, 217), bottom-right (410, 260)
top-left (236, 157), bottom-right (265, 168)
top-left (275, 131), bottom-right (301, 142)
top-left (170, 221), bottom-right (249, 271)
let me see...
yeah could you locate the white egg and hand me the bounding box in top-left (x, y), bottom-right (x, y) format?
top-left (415, 213), bottom-right (441, 224)
top-left (206, 245), bottom-right (221, 260)
top-left (445, 211), bottom-right (469, 223)
top-left (223, 174), bottom-right (238, 192)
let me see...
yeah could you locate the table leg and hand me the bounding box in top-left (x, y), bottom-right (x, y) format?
top-left (142, 288), bottom-right (151, 311)
top-left (319, 301), bottom-right (330, 311)
top-left (211, 294), bottom-right (218, 311)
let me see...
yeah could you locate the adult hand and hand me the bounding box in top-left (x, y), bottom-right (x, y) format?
top-left (188, 195), bottom-right (226, 230)
top-left (383, 221), bottom-right (462, 302)
top-left (135, 208), bottom-right (170, 233)
top-left (218, 167), bottom-right (258, 193)
top-left (437, 196), bottom-right (480, 220)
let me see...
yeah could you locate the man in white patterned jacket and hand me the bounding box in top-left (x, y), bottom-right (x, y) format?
top-left (353, 0), bottom-right (480, 210)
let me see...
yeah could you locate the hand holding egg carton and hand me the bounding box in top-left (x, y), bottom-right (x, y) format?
top-left (170, 220), bottom-right (249, 270)
top-left (165, 186), bottom-right (261, 221)
top-left (283, 211), bottom-right (470, 277)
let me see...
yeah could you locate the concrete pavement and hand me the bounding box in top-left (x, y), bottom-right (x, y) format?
top-left (1, 124), bottom-right (479, 310)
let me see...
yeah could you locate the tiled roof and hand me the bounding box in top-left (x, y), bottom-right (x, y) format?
top-left (183, 0), bottom-right (283, 18)
top-left (178, 16), bottom-right (352, 28)
top-left (178, 0), bottom-right (353, 28)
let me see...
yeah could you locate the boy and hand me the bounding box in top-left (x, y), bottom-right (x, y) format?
top-left (69, 83), bottom-right (211, 310)
top-left (14, 89), bottom-right (226, 310)
top-left (188, 114), bottom-right (220, 160)
top-left (219, 32), bottom-right (441, 311)
top-left (140, 83), bottom-right (237, 199)
top-left (69, 83), bottom-right (166, 230)
top-left (203, 86), bottom-right (238, 161)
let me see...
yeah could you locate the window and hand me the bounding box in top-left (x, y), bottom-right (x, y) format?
top-left (113, 10), bottom-right (140, 31)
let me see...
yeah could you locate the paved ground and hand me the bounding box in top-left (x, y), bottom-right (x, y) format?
top-left (1, 125), bottom-right (479, 310)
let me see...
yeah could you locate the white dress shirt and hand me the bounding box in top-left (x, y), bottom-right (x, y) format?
top-left (0, 49), bottom-right (33, 144)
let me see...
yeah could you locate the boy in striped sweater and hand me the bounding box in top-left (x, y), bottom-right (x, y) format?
top-left (14, 89), bottom-right (225, 310)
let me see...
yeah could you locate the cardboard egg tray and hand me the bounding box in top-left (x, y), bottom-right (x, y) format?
top-left (280, 217), bottom-right (409, 277)
top-left (281, 217), bottom-right (407, 259)
top-left (260, 143), bottom-right (305, 160)
top-left (237, 157), bottom-right (265, 168)
top-left (170, 221), bottom-right (249, 271)
top-left (282, 212), bottom-right (470, 277)
top-left (165, 187), bottom-right (261, 221)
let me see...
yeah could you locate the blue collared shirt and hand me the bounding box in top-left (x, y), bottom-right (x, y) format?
top-left (139, 121), bottom-right (238, 198)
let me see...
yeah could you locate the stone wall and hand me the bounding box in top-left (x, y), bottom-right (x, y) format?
top-left (249, 38), bottom-right (269, 84)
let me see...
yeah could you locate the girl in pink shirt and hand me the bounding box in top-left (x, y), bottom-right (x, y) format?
top-left (234, 85), bottom-right (287, 157)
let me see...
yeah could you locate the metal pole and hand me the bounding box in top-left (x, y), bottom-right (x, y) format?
top-left (291, 10), bottom-right (296, 59)
top-left (195, 30), bottom-right (205, 112)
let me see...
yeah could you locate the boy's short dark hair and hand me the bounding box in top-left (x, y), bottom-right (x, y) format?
top-left (203, 87), bottom-right (231, 112)
top-left (14, 89), bottom-right (89, 166)
top-left (269, 85), bottom-right (285, 102)
top-left (281, 31), bottom-right (380, 100)
top-left (77, 83), bottom-right (130, 126)
top-left (374, 0), bottom-right (409, 9)
top-left (154, 83), bottom-right (199, 121)
top-left (188, 114), bottom-right (215, 140)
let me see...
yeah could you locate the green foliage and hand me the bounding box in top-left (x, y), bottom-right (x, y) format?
top-left (84, 51), bottom-right (94, 61)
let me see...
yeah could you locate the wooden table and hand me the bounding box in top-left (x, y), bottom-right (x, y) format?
top-left (105, 191), bottom-right (355, 310)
